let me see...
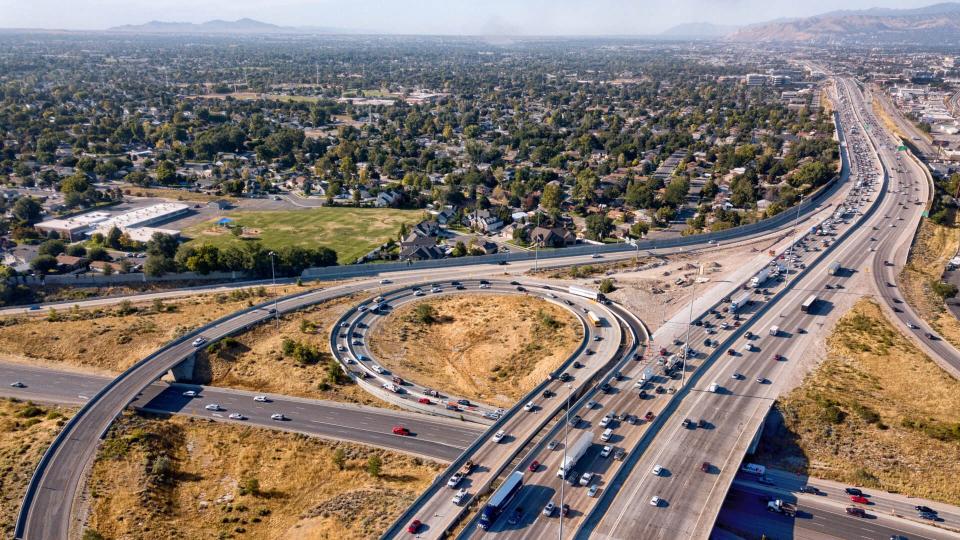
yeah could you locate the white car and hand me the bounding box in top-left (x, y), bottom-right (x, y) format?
top-left (340, 322), bottom-right (349, 328)
top-left (453, 488), bottom-right (468, 505)
top-left (337, 344), bottom-right (346, 352)
top-left (431, 287), bottom-right (442, 293)
top-left (588, 485), bottom-right (600, 497)
top-left (743, 343), bottom-right (754, 352)
top-left (579, 472), bottom-right (594, 486)
top-left (523, 401), bottom-right (535, 412)
top-left (650, 495), bottom-right (661, 507)
top-left (547, 440), bottom-right (559, 450)
top-left (191, 337), bottom-right (207, 347)
top-left (379, 279), bottom-right (392, 284)
top-left (542, 501), bottom-right (556, 516)
top-left (372, 364), bottom-right (385, 374)
top-left (182, 390), bottom-right (197, 397)
top-left (205, 403), bottom-right (222, 411)
top-left (479, 283), bottom-right (491, 289)
top-left (9, 381), bottom-right (25, 388)
top-left (600, 445), bottom-right (612, 458)
top-left (253, 395), bottom-right (269, 402)
top-left (652, 465), bottom-right (663, 476)
top-left (708, 382), bottom-right (719, 393)
top-left (414, 290), bottom-right (425, 296)
top-left (492, 430), bottom-right (507, 443)
top-left (447, 472), bottom-right (464, 488)
top-left (228, 413), bottom-right (246, 420)
top-left (599, 414), bottom-right (612, 427)
top-left (270, 413), bottom-right (286, 421)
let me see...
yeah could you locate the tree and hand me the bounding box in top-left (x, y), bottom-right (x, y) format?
top-left (541, 183), bottom-right (562, 211)
top-left (414, 304), bottom-right (438, 324)
top-left (629, 221), bottom-right (649, 238)
top-left (12, 197), bottom-right (42, 224)
top-left (38, 239), bottom-right (66, 257)
top-left (585, 212), bottom-right (613, 241)
top-left (332, 448), bottom-right (346, 471)
top-left (239, 477), bottom-right (260, 496)
top-left (599, 278), bottom-right (616, 294)
top-left (574, 169), bottom-right (598, 203)
top-left (106, 226), bottom-right (123, 249)
top-left (451, 241), bottom-right (467, 257)
top-left (367, 455), bottom-right (382, 478)
top-left (156, 160), bottom-right (177, 184)
top-left (30, 255), bottom-right (58, 274)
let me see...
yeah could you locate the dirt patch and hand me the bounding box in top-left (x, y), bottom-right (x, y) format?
top-left (196, 294), bottom-right (395, 409)
top-left (0, 286), bottom-right (302, 374)
top-left (368, 295), bottom-right (582, 406)
top-left (899, 219), bottom-right (960, 348)
top-left (754, 299), bottom-right (960, 505)
top-left (0, 399), bottom-right (72, 537)
top-left (83, 413), bottom-right (442, 540)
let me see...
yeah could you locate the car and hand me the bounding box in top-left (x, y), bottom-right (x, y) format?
top-left (528, 460), bottom-right (540, 472)
top-left (479, 283), bottom-right (491, 289)
top-left (614, 448), bottom-right (626, 460)
top-left (588, 485), bottom-right (600, 497)
top-left (182, 390), bottom-right (198, 397)
top-left (569, 415), bottom-right (582, 427)
top-left (850, 495), bottom-right (869, 504)
top-left (204, 403), bottom-right (222, 411)
top-left (407, 519), bottom-right (422, 533)
top-left (915, 505), bottom-right (935, 513)
top-left (726, 348), bottom-right (736, 356)
top-left (846, 506), bottom-right (866, 517)
top-left (925, 332), bottom-right (939, 340)
top-left (547, 440), bottom-right (559, 450)
top-left (708, 382), bottom-right (720, 393)
top-left (599, 415), bottom-right (612, 427)
top-left (270, 413), bottom-right (286, 421)
top-left (585, 349), bottom-right (594, 355)
top-left (9, 381), bottom-right (26, 388)
top-left (698, 418), bottom-right (708, 428)
top-left (845, 487), bottom-right (864, 496)
top-left (701, 461), bottom-right (710, 472)
top-left (600, 383), bottom-right (612, 393)
top-left (453, 488), bottom-right (468, 505)
top-left (447, 472), bottom-right (463, 487)
top-left (559, 373), bottom-right (572, 382)
top-left (587, 400), bottom-right (598, 409)
top-left (907, 323), bottom-right (918, 329)
top-left (522, 401), bottom-right (536, 412)
top-left (731, 372), bottom-right (743, 380)
top-left (756, 377), bottom-right (767, 384)
top-left (593, 335), bottom-right (602, 342)
top-left (799, 485), bottom-right (819, 494)
top-left (579, 472), bottom-right (593, 486)
top-left (561, 503), bottom-right (571, 517)
top-left (652, 465), bottom-right (663, 476)
top-left (228, 413), bottom-right (246, 420)
top-left (253, 395), bottom-right (269, 402)
top-left (650, 495), bottom-right (661, 507)
top-left (392, 425), bottom-right (411, 436)
top-left (645, 411), bottom-right (655, 421)
top-left (191, 337), bottom-right (207, 347)
top-left (681, 418), bottom-right (693, 429)
top-left (509, 281), bottom-right (520, 286)
top-left (542, 389), bottom-right (555, 398)
top-left (542, 501), bottom-right (556, 516)
top-left (492, 430), bottom-right (506, 443)
top-left (600, 445), bottom-right (613, 458)
top-left (918, 511), bottom-right (938, 520)
top-left (773, 354), bottom-right (783, 361)
top-left (457, 398), bottom-right (471, 406)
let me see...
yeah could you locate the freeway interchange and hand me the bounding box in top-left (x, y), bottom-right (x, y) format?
top-left (12, 76), bottom-right (959, 540)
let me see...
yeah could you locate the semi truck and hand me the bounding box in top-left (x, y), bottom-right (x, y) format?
top-left (479, 471), bottom-right (524, 530)
top-left (801, 294), bottom-right (818, 313)
top-left (749, 268), bottom-right (771, 289)
top-left (557, 432), bottom-right (594, 479)
top-left (767, 499), bottom-right (797, 517)
top-left (730, 292), bottom-right (751, 312)
top-left (586, 311), bottom-right (602, 327)
top-left (569, 286), bottom-right (600, 301)
top-left (827, 261), bottom-right (841, 276)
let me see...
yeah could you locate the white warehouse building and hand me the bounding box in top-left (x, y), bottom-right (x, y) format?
top-left (36, 203), bottom-right (189, 242)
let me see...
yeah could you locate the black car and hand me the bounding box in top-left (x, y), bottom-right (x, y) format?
top-left (638, 390), bottom-right (648, 399)
top-left (510, 281), bottom-right (520, 286)
top-left (681, 418), bottom-right (694, 429)
top-left (600, 383), bottom-right (612, 393)
top-left (457, 399), bottom-right (471, 406)
top-left (845, 487), bottom-right (863, 497)
top-left (543, 389), bottom-right (555, 398)
top-left (516, 286), bottom-right (526, 292)
top-left (573, 361), bottom-right (583, 369)
top-left (799, 485), bottom-right (819, 494)
top-left (569, 415), bottom-right (581, 427)
top-left (915, 505), bottom-right (935, 513)
top-left (559, 373), bottom-right (572, 382)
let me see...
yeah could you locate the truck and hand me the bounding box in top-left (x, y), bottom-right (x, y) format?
top-left (569, 285), bottom-right (600, 302)
top-left (479, 471), bottom-right (524, 530)
top-left (586, 311), bottom-right (602, 327)
top-left (741, 463), bottom-right (766, 475)
top-left (557, 432), bottom-right (594, 479)
top-left (730, 292), bottom-right (751, 312)
top-left (460, 460), bottom-right (476, 477)
top-left (827, 261), bottom-right (841, 276)
top-left (749, 268), bottom-right (771, 289)
top-left (800, 294), bottom-right (818, 313)
top-left (767, 499), bottom-right (797, 517)
top-left (769, 325), bottom-right (780, 337)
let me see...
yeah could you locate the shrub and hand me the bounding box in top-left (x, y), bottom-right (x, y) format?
top-left (414, 303), bottom-right (437, 324)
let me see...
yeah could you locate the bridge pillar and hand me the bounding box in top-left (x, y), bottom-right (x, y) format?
top-left (747, 403), bottom-right (775, 455)
top-left (169, 353), bottom-right (196, 382)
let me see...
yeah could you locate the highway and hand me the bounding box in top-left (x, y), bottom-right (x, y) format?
top-left (0, 362), bottom-right (478, 462)
top-left (564, 76), bottom-right (923, 540)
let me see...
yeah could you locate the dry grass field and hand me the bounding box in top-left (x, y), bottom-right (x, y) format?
top-left (368, 295), bottom-right (582, 407)
top-left (899, 220), bottom-right (960, 348)
top-left (755, 299), bottom-right (960, 505)
top-left (0, 399), bottom-right (72, 537)
top-left (83, 414), bottom-right (442, 540)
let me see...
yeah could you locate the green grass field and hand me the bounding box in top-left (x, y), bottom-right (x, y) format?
top-left (183, 207), bottom-right (424, 264)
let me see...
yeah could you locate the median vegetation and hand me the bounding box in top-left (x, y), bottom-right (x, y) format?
top-left (754, 299), bottom-right (960, 505)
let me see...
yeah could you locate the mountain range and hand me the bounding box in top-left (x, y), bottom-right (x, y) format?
top-left (107, 18), bottom-right (354, 35)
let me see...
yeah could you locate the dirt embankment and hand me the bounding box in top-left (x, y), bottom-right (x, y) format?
top-left (83, 413), bottom-right (442, 540)
top-left (899, 219), bottom-right (960, 347)
top-left (368, 295), bottom-right (582, 407)
top-left (755, 299), bottom-right (960, 505)
top-left (0, 399), bottom-right (72, 537)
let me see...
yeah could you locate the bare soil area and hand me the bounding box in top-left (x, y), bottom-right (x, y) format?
top-left (754, 299), bottom-right (960, 505)
top-left (83, 413), bottom-right (442, 540)
top-left (0, 399), bottom-right (72, 537)
top-left (368, 295), bottom-right (582, 406)
top-left (899, 220), bottom-right (960, 348)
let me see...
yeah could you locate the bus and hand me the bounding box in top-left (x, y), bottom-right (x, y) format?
top-left (479, 471), bottom-right (524, 530)
top-left (586, 311), bottom-right (602, 327)
top-left (801, 294), bottom-right (818, 313)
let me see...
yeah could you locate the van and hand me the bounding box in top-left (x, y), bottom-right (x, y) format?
top-left (600, 428), bottom-right (613, 442)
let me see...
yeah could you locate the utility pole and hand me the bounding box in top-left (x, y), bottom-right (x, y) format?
top-left (268, 251), bottom-right (279, 330)
top-left (558, 383), bottom-right (572, 540)
top-left (681, 264), bottom-right (703, 389)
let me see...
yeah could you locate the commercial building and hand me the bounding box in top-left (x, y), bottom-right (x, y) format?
top-left (35, 203), bottom-right (189, 242)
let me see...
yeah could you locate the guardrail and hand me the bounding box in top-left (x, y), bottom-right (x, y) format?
top-left (575, 89), bottom-right (890, 540)
top-left (378, 290), bottom-right (619, 540)
top-left (14, 283), bottom-right (359, 539)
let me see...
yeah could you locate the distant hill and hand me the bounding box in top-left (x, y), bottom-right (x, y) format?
top-left (729, 2), bottom-right (960, 44)
top-left (108, 18), bottom-right (354, 35)
top-left (661, 22), bottom-right (739, 39)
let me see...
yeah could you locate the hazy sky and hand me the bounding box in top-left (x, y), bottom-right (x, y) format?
top-left (0, 0), bottom-right (942, 34)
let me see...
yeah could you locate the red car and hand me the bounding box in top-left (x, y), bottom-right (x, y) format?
top-left (644, 411), bottom-right (655, 421)
top-left (850, 495), bottom-right (869, 504)
top-left (529, 460), bottom-right (540, 472)
top-left (417, 397), bottom-right (433, 405)
top-left (700, 461), bottom-right (710, 472)
top-left (392, 425), bottom-right (410, 436)
top-left (773, 354), bottom-right (783, 361)
top-left (407, 519), bottom-right (422, 533)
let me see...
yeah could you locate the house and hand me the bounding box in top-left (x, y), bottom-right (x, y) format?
top-left (89, 261), bottom-right (125, 274)
top-left (408, 220), bottom-right (439, 239)
top-left (375, 190), bottom-right (402, 208)
top-left (399, 236), bottom-right (445, 261)
top-left (207, 199), bottom-right (232, 211)
top-left (433, 208), bottom-right (456, 226)
top-left (473, 240), bottom-right (499, 254)
top-left (529, 226), bottom-right (577, 248)
top-left (465, 209), bottom-right (503, 233)
top-left (55, 255), bottom-right (86, 271)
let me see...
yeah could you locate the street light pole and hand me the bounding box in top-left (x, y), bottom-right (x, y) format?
top-left (681, 264), bottom-right (703, 390)
top-left (789, 194), bottom-right (804, 259)
top-left (559, 383), bottom-right (572, 540)
top-left (268, 251), bottom-right (278, 330)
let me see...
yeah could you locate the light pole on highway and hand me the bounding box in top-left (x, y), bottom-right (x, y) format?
top-left (789, 193), bottom-right (805, 259)
top-left (681, 264), bottom-right (703, 389)
top-left (268, 251), bottom-right (279, 330)
top-left (558, 382), bottom-right (572, 540)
